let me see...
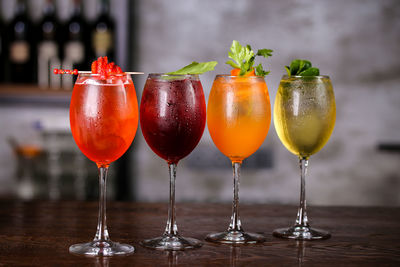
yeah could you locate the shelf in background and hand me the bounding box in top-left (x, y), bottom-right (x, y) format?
top-left (0, 84), bottom-right (71, 107)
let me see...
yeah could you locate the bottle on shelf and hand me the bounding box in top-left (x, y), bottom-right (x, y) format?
top-left (37, 0), bottom-right (61, 88)
top-left (61, 0), bottom-right (89, 89)
top-left (6, 0), bottom-right (35, 84)
top-left (0, 9), bottom-right (5, 83)
top-left (90, 0), bottom-right (115, 61)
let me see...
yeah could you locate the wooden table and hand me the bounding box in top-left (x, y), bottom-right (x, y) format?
top-left (0, 201), bottom-right (399, 266)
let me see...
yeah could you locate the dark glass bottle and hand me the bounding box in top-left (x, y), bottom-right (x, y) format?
top-left (7, 0), bottom-right (35, 83)
top-left (63, 0), bottom-right (89, 70)
top-left (91, 0), bottom-right (115, 60)
top-left (37, 0), bottom-right (60, 87)
top-left (0, 10), bottom-right (5, 82)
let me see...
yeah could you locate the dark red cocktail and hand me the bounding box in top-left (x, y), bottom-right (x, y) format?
top-left (139, 74), bottom-right (206, 250)
top-left (140, 74), bottom-right (206, 164)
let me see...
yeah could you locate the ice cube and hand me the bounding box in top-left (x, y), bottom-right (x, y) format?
top-left (82, 77), bottom-right (103, 85)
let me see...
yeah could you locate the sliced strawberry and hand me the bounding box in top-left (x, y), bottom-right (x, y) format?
top-left (90, 56), bottom-right (124, 78)
top-left (97, 57), bottom-right (105, 78)
top-left (114, 66), bottom-right (122, 74)
top-left (107, 62), bottom-right (115, 75)
top-left (97, 57), bottom-right (104, 72)
top-left (91, 60), bottom-right (98, 74)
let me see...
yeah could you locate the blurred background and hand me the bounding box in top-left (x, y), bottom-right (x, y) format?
top-left (0, 0), bottom-right (399, 206)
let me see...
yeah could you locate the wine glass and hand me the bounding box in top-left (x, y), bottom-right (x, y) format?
top-left (273, 75), bottom-right (336, 240)
top-left (139, 74), bottom-right (206, 250)
top-left (206, 75), bottom-right (271, 244)
top-left (69, 73), bottom-right (138, 255)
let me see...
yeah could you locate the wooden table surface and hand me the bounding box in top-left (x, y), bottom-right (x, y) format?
top-left (0, 201), bottom-right (399, 266)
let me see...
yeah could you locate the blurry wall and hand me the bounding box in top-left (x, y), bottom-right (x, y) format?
top-left (131, 0), bottom-right (400, 206)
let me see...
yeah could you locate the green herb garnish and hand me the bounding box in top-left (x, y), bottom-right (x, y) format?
top-left (225, 40), bottom-right (273, 76)
top-left (166, 61), bottom-right (218, 75)
top-left (285, 59), bottom-right (320, 77)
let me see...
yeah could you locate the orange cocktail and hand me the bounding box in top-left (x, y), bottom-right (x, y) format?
top-left (207, 75), bottom-right (271, 163)
top-left (70, 74), bottom-right (138, 166)
top-left (206, 40), bottom-right (272, 245)
top-left (206, 74), bottom-right (271, 245)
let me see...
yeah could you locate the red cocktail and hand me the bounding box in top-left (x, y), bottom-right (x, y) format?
top-left (69, 60), bottom-right (138, 256)
top-left (70, 74), bottom-right (138, 165)
top-left (139, 74), bottom-right (206, 250)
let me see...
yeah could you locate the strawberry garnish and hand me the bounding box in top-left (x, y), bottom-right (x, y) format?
top-left (106, 62), bottom-right (115, 75)
top-left (91, 57), bottom-right (123, 78)
top-left (91, 61), bottom-right (98, 74)
top-left (54, 57), bottom-right (124, 79)
top-left (114, 66), bottom-right (122, 74)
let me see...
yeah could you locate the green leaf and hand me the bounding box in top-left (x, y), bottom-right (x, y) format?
top-left (225, 60), bottom-right (239, 69)
top-left (285, 59), bottom-right (320, 76)
top-left (166, 61), bottom-right (218, 75)
top-left (289, 59), bottom-right (301, 75)
top-left (255, 64), bottom-right (263, 76)
top-left (255, 63), bottom-right (270, 76)
top-left (256, 49), bottom-right (273, 59)
top-left (226, 40), bottom-right (255, 73)
top-left (298, 67), bottom-right (319, 76)
top-left (298, 60), bottom-right (311, 73)
top-left (241, 55), bottom-right (255, 75)
top-left (284, 66), bottom-right (291, 77)
top-left (241, 46), bottom-right (254, 66)
top-left (228, 40), bottom-right (244, 67)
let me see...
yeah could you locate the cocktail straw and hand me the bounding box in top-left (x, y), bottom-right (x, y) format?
top-left (78, 71), bottom-right (144, 75)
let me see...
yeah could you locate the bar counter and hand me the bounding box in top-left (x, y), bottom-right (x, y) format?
top-left (0, 201), bottom-right (399, 266)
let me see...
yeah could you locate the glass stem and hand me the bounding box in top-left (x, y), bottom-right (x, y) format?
top-left (295, 157), bottom-right (309, 227)
top-left (228, 162), bottom-right (242, 232)
top-left (94, 166), bottom-right (110, 242)
top-left (164, 163), bottom-right (178, 236)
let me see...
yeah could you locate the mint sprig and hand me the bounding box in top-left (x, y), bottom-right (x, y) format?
top-left (166, 61), bottom-right (218, 75)
top-left (285, 59), bottom-right (320, 77)
top-left (225, 40), bottom-right (273, 77)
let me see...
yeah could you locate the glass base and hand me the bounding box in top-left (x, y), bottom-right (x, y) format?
top-left (140, 235), bottom-right (202, 251)
top-left (273, 225), bottom-right (331, 240)
top-left (206, 230), bottom-right (266, 245)
top-left (69, 240), bottom-right (135, 256)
